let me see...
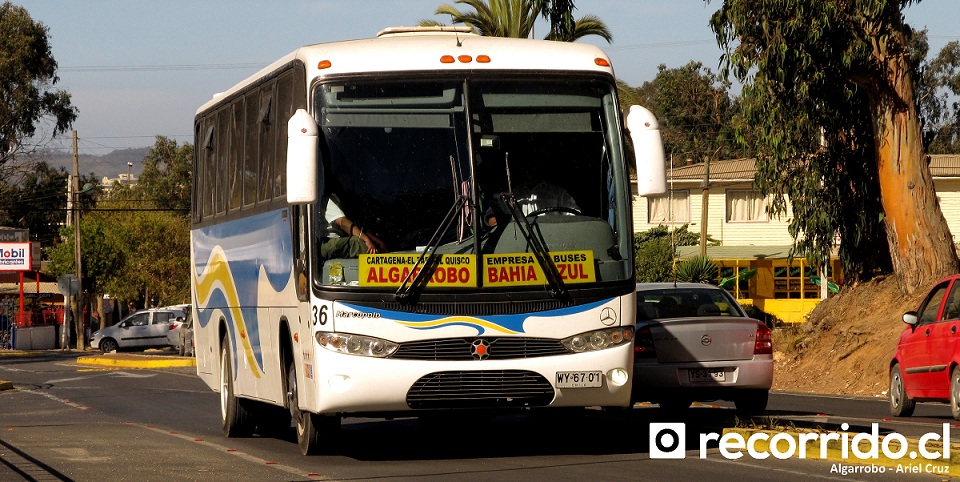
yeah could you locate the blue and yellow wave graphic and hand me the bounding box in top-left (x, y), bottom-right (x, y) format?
top-left (194, 245), bottom-right (263, 379)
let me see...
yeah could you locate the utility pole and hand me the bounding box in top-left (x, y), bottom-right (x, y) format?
top-left (699, 157), bottom-right (710, 258)
top-left (73, 131), bottom-right (84, 351)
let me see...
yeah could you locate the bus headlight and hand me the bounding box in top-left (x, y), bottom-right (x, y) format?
top-left (561, 327), bottom-right (634, 353)
top-left (315, 332), bottom-right (399, 358)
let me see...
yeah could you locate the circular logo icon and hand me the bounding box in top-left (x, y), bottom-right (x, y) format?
top-left (600, 307), bottom-right (617, 326)
top-left (700, 334), bottom-right (712, 346)
top-left (471, 339), bottom-right (490, 360)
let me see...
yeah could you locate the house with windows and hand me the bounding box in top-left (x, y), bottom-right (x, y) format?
top-left (632, 154), bottom-right (960, 323)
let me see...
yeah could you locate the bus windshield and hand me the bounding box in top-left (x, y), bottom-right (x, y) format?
top-left (315, 76), bottom-right (632, 290)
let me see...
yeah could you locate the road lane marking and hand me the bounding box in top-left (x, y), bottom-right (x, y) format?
top-left (129, 421), bottom-right (335, 480)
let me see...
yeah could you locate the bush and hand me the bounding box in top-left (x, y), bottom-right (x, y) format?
top-left (675, 256), bottom-right (719, 284)
top-left (634, 225), bottom-right (719, 282)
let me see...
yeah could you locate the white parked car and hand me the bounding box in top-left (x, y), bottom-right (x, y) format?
top-left (177, 308), bottom-right (194, 357)
top-left (91, 306), bottom-right (188, 353)
top-left (632, 283), bottom-right (774, 415)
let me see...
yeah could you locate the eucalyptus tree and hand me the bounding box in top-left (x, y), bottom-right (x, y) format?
top-left (0, 2), bottom-right (77, 166)
top-left (923, 40), bottom-right (960, 154)
top-left (707, 0), bottom-right (957, 291)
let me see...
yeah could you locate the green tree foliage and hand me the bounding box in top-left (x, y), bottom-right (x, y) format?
top-left (48, 137), bottom-right (193, 309)
top-left (922, 39), bottom-right (960, 154)
top-left (425, 0), bottom-right (611, 42)
top-left (533, 0), bottom-right (574, 40)
top-left (0, 2), bottom-right (77, 164)
top-left (634, 225), bottom-right (713, 282)
top-left (0, 162), bottom-right (71, 247)
top-left (137, 136), bottom-right (192, 215)
top-left (706, 0), bottom-right (957, 291)
top-left (634, 62), bottom-right (748, 166)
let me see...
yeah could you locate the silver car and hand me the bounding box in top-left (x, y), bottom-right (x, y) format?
top-left (632, 283), bottom-right (774, 415)
top-left (91, 307), bottom-right (187, 353)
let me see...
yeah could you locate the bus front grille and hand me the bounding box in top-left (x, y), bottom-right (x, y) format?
top-left (392, 337), bottom-right (568, 360)
top-left (406, 370), bottom-right (555, 409)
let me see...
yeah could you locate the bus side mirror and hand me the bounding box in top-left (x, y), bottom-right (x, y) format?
top-left (625, 105), bottom-right (667, 196)
top-left (286, 109), bottom-right (319, 204)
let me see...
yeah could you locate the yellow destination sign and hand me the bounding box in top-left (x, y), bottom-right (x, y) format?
top-left (360, 254), bottom-right (478, 287)
top-left (484, 250), bottom-right (596, 287)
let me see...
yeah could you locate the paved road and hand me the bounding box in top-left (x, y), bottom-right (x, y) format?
top-left (0, 350), bottom-right (955, 481)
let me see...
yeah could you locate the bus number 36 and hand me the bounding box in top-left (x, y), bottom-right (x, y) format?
top-left (313, 305), bottom-right (328, 326)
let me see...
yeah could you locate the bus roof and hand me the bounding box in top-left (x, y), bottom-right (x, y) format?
top-left (198, 27), bottom-right (616, 114)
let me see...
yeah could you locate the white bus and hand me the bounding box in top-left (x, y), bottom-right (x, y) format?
top-left (192, 26), bottom-right (666, 455)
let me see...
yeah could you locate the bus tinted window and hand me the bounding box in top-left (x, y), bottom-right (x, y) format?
top-left (314, 77), bottom-right (630, 288)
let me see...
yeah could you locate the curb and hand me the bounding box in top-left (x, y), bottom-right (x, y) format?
top-left (77, 355), bottom-right (196, 369)
top-left (0, 380), bottom-right (11, 391)
top-left (723, 427), bottom-right (960, 477)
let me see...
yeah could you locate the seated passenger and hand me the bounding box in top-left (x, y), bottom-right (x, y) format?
top-left (320, 193), bottom-right (387, 259)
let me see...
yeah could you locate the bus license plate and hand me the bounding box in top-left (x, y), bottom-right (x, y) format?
top-left (556, 371), bottom-right (603, 388)
top-left (688, 368), bottom-right (725, 383)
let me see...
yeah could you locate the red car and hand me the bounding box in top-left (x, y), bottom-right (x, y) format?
top-left (890, 274), bottom-right (960, 418)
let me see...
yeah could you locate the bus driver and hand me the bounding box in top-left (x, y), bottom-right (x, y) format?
top-left (320, 193), bottom-right (387, 259)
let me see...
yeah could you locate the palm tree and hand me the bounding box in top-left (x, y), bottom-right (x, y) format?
top-left (420, 0), bottom-right (611, 43)
top-left (546, 13), bottom-right (611, 43)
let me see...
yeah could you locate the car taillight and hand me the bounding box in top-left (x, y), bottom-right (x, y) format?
top-left (169, 323), bottom-right (177, 331)
top-left (754, 322), bottom-right (773, 355)
top-left (634, 325), bottom-right (656, 359)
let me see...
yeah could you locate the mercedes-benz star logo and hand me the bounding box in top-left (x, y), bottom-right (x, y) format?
top-left (700, 334), bottom-right (713, 346)
top-left (599, 307), bottom-right (617, 326)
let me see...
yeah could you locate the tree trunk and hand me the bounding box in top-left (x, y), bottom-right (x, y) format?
top-left (867, 42), bottom-right (959, 294)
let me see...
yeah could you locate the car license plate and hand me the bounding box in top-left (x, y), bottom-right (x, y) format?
top-left (556, 371), bottom-right (603, 388)
top-left (688, 368), bottom-right (725, 383)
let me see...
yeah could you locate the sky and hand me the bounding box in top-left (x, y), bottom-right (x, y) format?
top-left (12, 0), bottom-right (960, 172)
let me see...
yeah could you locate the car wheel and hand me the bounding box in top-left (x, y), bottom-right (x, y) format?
top-left (734, 390), bottom-right (769, 417)
top-left (951, 367), bottom-right (960, 420)
top-left (100, 338), bottom-right (119, 353)
top-left (889, 363), bottom-right (915, 417)
top-left (220, 339), bottom-right (254, 437)
top-left (287, 360), bottom-right (339, 455)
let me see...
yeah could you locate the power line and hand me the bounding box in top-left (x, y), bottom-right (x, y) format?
top-left (60, 62), bottom-right (267, 73)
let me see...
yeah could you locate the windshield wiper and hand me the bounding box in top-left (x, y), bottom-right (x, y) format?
top-left (497, 153), bottom-right (569, 301)
top-left (395, 194), bottom-right (469, 304)
top-left (498, 192), bottom-right (570, 301)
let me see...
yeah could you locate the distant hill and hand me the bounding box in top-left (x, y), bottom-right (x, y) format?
top-left (31, 147), bottom-right (149, 179)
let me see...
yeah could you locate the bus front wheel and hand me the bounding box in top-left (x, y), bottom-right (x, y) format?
top-left (287, 360), bottom-right (339, 455)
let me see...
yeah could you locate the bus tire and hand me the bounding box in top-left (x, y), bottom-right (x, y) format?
top-left (287, 360), bottom-right (339, 455)
top-left (220, 339), bottom-right (254, 437)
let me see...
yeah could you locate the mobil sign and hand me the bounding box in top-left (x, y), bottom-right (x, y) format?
top-left (0, 242), bottom-right (31, 271)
